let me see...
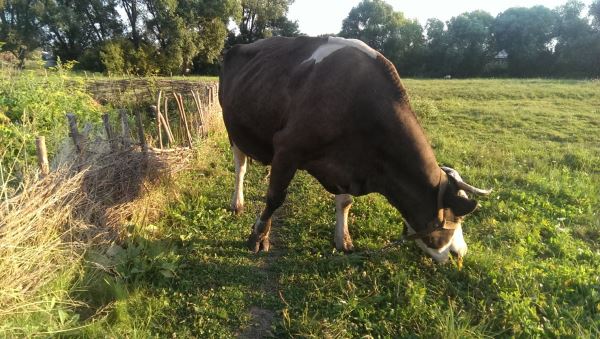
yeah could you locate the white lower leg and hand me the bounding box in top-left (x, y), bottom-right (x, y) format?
top-left (231, 144), bottom-right (247, 213)
top-left (335, 194), bottom-right (353, 251)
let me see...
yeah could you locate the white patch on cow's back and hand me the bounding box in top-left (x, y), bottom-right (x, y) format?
top-left (304, 37), bottom-right (378, 64)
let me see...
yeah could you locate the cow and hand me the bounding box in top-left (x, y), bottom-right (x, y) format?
top-left (219, 36), bottom-right (490, 263)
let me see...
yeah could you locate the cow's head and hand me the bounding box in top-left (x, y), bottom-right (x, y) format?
top-left (405, 166), bottom-right (491, 263)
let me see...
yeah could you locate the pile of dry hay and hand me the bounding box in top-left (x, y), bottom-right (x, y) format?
top-left (0, 142), bottom-right (191, 320)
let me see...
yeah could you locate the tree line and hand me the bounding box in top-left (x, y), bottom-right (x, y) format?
top-left (339, 0), bottom-right (600, 77)
top-left (0, 0), bottom-right (299, 74)
top-left (1, 0), bottom-right (599, 77)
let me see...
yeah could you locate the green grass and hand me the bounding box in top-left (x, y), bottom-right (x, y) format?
top-left (4, 78), bottom-right (600, 337)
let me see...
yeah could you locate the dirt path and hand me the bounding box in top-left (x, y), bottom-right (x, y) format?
top-left (238, 218), bottom-right (283, 339)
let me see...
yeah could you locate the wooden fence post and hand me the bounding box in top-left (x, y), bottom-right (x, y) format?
top-left (134, 109), bottom-right (148, 154)
top-left (173, 92), bottom-right (193, 148)
top-left (151, 105), bottom-right (163, 149)
top-left (66, 113), bottom-right (84, 153)
top-left (164, 96), bottom-right (173, 135)
top-left (119, 109), bottom-right (132, 149)
top-left (35, 136), bottom-right (49, 177)
top-left (102, 113), bottom-right (117, 152)
top-left (191, 90), bottom-right (205, 137)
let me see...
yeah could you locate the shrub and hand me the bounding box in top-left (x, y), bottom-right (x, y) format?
top-left (100, 39), bottom-right (159, 76)
top-left (100, 40), bottom-right (127, 75)
top-left (0, 67), bottom-right (102, 192)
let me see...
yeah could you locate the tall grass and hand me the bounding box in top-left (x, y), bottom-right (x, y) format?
top-left (2, 76), bottom-right (597, 336)
top-left (0, 64), bottom-right (101, 197)
top-left (0, 168), bottom-right (90, 335)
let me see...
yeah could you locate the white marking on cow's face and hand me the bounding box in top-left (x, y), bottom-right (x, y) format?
top-left (449, 225), bottom-right (468, 257)
top-left (406, 223), bottom-right (452, 263)
top-left (304, 37), bottom-right (378, 64)
top-left (405, 220), bottom-right (468, 263)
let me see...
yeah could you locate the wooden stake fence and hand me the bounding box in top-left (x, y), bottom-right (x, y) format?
top-left (34, 84), bottom-right (220, 179)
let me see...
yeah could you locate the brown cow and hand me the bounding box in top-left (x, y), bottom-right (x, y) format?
top-left (219, 36), bottom-right (490, 263)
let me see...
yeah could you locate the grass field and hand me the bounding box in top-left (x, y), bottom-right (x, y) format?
top-left (2, 78), bottom-right (600, 337)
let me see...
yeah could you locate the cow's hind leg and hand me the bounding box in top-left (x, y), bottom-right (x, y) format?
top-left (231, 144), bottom-right (248, 215)
top-left (248, 149), bottom-right (297, 253)
top-left (335, 194), bottom-right (354, 252)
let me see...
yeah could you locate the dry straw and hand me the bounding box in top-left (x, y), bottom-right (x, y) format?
top-left (0, 139), bottom-right (191, 325)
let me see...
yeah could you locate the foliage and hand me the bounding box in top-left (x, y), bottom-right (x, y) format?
top-left (339, 0), bottom-right (425, 76)
top-left (0, 66), bottom-right (101, 190)
top-left (99, 38), bottom-right (159, 75)
top-left (3, 78), bottom-right (596, 337)
top-left (231, 0), bottom-right (298, 44)
top-left (492, 6), bottom-right (558, 76)
top-left (143, 0), bottom-right (239, 74)
top-left (40, 0), bottom-right (123, 63)
top-left (445, 11), bottom-right (495, 77)
top-left (3, 0), bottom-right (600, 77)
top-left (553, 0), bottom-right (600, 76)
top-left (592, 0), bottom-right (600, 29)
top-left (0, 0), bottom-right (45, 67)
top-left (340, 0), bottom-right (600, 78)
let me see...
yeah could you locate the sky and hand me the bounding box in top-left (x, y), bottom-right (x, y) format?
top-left (288, 0), bottom-right (594, 36)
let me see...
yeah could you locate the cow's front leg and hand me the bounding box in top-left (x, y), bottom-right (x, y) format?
top-left (335, 194), bottom-right (354, 252)
top-left (248, 149), bottom-right (297, 253)
top-left (230, 144), bottom-right (247, 215)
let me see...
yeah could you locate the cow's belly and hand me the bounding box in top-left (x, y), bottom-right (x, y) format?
top-left (304, 157), bottom-right (371, 196)
top-left (223, 115), bottom-right (275, 165)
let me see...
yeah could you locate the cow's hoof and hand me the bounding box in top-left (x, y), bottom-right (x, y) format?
top-left (231, 204), bottom-right (244, 215)
top-left (343, 242), bottom-right (354, 253)
top-left (335, 235), bottom-right (354, 253)
top-left (336, 241), bottom-right (354, 253)
top-left (247, 233), bottom-right (270, 253)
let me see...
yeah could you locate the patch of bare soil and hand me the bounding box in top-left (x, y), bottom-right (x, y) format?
top-left (238, 217), bottom-right (283, 339)
top-left (239, 307), bottom-right (276, 339)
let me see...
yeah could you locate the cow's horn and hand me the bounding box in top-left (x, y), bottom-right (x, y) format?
top-left (456, 181), bottom-right (492, 195)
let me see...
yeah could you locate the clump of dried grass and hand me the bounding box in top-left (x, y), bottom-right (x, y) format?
top-left (0, 139), bottom-right (191, 326)
top-left (0, 169), bottom-right (87, 311)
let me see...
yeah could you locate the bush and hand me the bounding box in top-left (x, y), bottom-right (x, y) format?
top-left (0, 66), bottom-right (102, 191)
top-left (100, 39), bottom-right (159, 76)
top-left (100, 40), bottom-right (127, 75)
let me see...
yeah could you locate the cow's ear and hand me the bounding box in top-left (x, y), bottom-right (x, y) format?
top-left (445, 194), bottom-right (477, 217)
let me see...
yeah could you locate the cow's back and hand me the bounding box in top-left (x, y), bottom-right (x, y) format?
top-left (219, 36), bottom-right (412, 184)
top-left (220, 37), bottom-right (329, 163)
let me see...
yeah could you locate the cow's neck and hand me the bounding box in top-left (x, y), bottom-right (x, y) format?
top-left (381, 164), bottom-right (440, 231)
top-left (375, 105), bottom-right (441, 232)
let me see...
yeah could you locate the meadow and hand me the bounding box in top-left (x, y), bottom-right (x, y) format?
top-left (1, 77), bottom-right (599, 337)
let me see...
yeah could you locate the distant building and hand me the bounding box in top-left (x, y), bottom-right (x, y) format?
top-left (494, 50), bottom-right (509, 61)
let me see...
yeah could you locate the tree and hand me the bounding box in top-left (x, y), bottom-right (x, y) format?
top-left (139, 0), bottom-right (239, 74)
top-left (41, 0), bottom-right (123, 64)
top-left (339, 0), bottom-right (425, 75)
top-left (235, 0), bottom-right (295, 43)
top-left (0, 0), bottom-right (44, 67)
top-left (270, 16), bottom-right (301, 37)
top-left (553, 0), bottom-right (598, 76)
top-left (591, 0), bottom-right (600, 29)
top-left (120, 0), bottom-right (144, 48)
top-left (423, 18), bottom-right (449, 76)
top-left (445, 10), bottom-right (494, 77)
top-left (493, 6), bottom-right (557, 76)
